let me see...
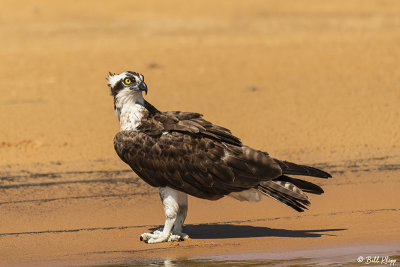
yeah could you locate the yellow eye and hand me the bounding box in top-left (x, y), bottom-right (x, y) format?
top-left (124, 78), bottom-right (132, 84)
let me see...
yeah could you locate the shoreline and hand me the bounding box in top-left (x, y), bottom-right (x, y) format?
top-left (123, 244), bottom-right (400, 266)
top-left (0, 158), bottom-right (399, 266)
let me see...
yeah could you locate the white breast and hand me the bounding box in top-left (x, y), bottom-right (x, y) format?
top-left (119, 103), bottom-right (146, 131)
top-left (114, 88), bottom-right (146, 131)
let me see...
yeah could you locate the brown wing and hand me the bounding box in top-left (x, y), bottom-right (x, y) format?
top-left (137, 111), bottom-right (242, 146)
top-left (114, 129), bottom-right (282, 200)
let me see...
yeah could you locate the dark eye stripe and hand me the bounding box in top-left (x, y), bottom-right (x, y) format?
top-left (110, 80), bottom-right (124, 96)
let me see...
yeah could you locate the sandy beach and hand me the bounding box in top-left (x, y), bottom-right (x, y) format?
top-left (1, 1), bottom-right (399, 266)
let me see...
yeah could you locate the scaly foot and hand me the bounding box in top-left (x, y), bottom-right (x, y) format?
top-left (140, 228), bottom-right (189, 243)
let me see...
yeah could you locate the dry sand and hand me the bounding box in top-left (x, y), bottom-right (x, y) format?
top-left (1, 0), bottom-right (399, 266)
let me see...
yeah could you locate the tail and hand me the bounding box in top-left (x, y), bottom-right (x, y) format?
top-left (274, 175), bottom-right (324, 194)
top-left (257, 160), bottom-right (331, 212)
top-left (257, 180), bottom-right (310, 212)
top-left (274, 159), bottom-right (332, 178)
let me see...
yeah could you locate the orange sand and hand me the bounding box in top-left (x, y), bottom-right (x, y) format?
top-left (0, 1), bottom-right (399, 266)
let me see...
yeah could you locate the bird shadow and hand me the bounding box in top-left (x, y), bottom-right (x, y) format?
top-left (175, 224), bottom-right (346, 239)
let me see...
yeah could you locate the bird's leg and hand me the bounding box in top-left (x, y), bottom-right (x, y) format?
top-left (140, 187), bottom-right (188, 243)
top-left (171, 191), bottom-right (188, 240)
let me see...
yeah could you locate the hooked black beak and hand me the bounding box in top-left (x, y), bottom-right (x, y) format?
top-left (138, 82), bottom-right (148, 95)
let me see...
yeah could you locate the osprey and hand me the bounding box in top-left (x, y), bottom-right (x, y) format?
top-left (108, 71), bottom-right (331, 244)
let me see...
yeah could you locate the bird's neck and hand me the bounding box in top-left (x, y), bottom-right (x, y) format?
top-left (115, 89), bottom-right (147, 131)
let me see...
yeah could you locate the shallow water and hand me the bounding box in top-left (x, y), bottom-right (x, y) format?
top-left (94, 244), bottom-right (400, 266)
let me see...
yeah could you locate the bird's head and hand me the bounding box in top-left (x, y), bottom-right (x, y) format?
top-left (107, 71), bottom-right (148, 97)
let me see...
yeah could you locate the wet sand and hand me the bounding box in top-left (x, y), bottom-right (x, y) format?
top-left (1, 1), bottom-right (400, 266)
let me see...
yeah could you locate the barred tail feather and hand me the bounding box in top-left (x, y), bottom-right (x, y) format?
top-left (257, 181), bottom-right (310, 212)
top-left (260, 180), bottom-right (309, 201)
top-left (274, 175), bottom-right (324, 195)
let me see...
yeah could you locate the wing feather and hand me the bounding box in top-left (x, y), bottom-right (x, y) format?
top-left (141, 111), bottom-right (242, 146)
top-left (114, 130), bottom-right (281, 200)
